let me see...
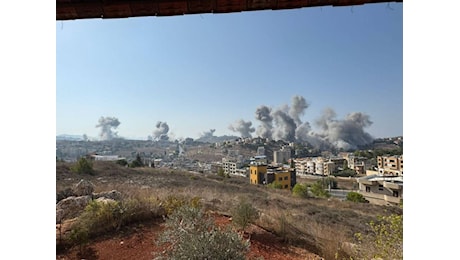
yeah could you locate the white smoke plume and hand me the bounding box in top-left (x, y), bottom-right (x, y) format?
top-left (96, 116), bottom-right (120, 141)
top-left (200, 129), bottom-right (216, 138)
top-left (272, 110), bottom-right (296, 142)
top-left (152, 121), bottom-right (170, 141)
top-left (228, 119), bottom-right (255, 138)
top-left (314, 109), bottom-right (374, 150)
top-left (250, 95), bottom-right (374, 150)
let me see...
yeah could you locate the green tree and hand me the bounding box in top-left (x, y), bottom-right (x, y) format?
top-left (231, 197), bottom-right (259, 232)
top-left (292, 183), bottom-right (309, 198)
top-left (346, 192), bottom-right (368, 203)
top-left (310, 180), bottom-right (330, 198)
top-left (333, 168), bottom-right (357, 177)
top-left (324, 177), bottom-right (337, 189)
top-left (130, 153), bottom-right (143, 168)
top-left (71, 157), bottom-right (94, 175)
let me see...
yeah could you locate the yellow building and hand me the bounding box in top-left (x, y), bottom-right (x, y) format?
top-left (249, 164), bottom-right (267, 185)
top-left (272, 171), bottom-right (291, 189)
top-left (249, 164), bottom-right (295, 189)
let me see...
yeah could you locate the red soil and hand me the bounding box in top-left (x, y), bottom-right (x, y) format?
top-left (56, 215), bottom-right (323, 260)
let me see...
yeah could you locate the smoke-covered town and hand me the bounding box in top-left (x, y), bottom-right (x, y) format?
top-left (57, 95), bottom-right (398, 168)
top-left (55, 2), bottom-right (405, 259)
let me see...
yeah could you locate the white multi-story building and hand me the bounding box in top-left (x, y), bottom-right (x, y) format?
top-left (257, 146), bottom-right (265, 156)
top-left (273, 147), bottom-right (291, 164)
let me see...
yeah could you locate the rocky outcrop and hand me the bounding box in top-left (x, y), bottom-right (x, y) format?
top-left (56, 178), bottom-right (124, 223)
top-left (93, 190), bottom-right (122, 201)
top-left (56, 187), bottom-right (76, 203)
top-left (73, 179), bottom-right (95, 196)
top-left (56, 195), bottom-right (91, 223)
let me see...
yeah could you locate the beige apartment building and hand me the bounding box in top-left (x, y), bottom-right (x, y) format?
top-left (357, 175), bottom-right (403, 205)
top-left (357, 154), bottom-right (404, 205)
top-left (377, 155), bottom-right (403, 176)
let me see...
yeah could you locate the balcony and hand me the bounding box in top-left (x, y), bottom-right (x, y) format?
top-left (359, 179), bottom-right (375, 185)
top-left (383, 181), bottom-right (401, 190)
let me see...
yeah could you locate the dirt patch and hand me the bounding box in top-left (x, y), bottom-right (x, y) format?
top-left (56, 215), bottom-right (322, 260)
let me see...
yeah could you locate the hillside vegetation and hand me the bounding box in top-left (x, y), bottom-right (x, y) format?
top-left (56, 161), bottom-right (402, 259)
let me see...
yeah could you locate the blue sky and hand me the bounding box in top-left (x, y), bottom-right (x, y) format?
top-left (56, 3), bottom-right (402, 141)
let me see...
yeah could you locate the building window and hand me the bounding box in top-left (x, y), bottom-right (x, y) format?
top-left (279, 177), bottom-right (282, 181)
top-left (284, 185), bottom-right (288, 189)
top-left (393, 191), bottom-right (399, 197)
top-left (284, 176), bottom-right (288, 180)
top-left (378, 185), bottom-right (383, 191)
top-left (366, 186), bottom-right (370, 192)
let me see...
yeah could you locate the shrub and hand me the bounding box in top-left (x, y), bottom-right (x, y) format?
top-left (324, 177), bottom-right (338, 189)
top-left (292, 183), bottom-right (309, 198)
top-left (69, 226), bottom-right (89, 255)
top-left (354, 213), bottom-right (403, 259)
top-left (155, 205), bottom-right (249, 260)
top-left (310, 180), bottom-right (331, 198)
top-left (71, 157), bottom-right (94, 175)
top-left (70, 196), bottom-right (164, 242)
top-left (267, 181), bottom-right (282, 189)
top-left (115, 159), bottom-right (128, 166)
top-left (333, 169), bottom-right (356, 177)
top-left (217, 167), bottom-right (230, 178)
top-left (346, 192), bottom-right (368, 203)
top-left (75, 199), bottom-right (120, 235)
top-left (129, 154), bottom-right (144, 168)
top-left (162, 195), bottom-right (202, 215)
top-left (231, 197), bottom-right (259, 232)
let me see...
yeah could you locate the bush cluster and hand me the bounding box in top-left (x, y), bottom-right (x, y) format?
top-left (346, 192), bottom-right (368, 203)
top-left (292, 183), bottom-right (309, 198)
top-left (71, 157), bottom-right (94, 175)
top-left (155, 205), bottom-right (249, 260)
top-left (354, 212), bottom-right (403, 259)
top-left (231, 197), bottom-right (259, 231)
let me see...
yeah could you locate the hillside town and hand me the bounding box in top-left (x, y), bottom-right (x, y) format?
top-left (57, 135), bottom-right (403, 206)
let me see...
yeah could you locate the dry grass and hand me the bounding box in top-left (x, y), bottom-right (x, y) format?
top-left (57, 161), bottom-right (402, 259)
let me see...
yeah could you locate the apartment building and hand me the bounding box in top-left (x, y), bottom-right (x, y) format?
top-left (250, 155), bottom-right (267, 164)
top-left (315, 157), bottom-right (325, 175)
top-left (356, 154), bottom-right (404, 205)
top-left (377, 155), bottom-right (403, 176)
top-left (341, 153), bottom-right (369, 169)
top-left (357, 175), bottom-right (403, 205)
top-left (222, 158), bottom-right (243, 176)
top-left (256, 146), bottom-right (265, 156)
top-left (273, 147), bottom-right (291, 165)
top-left (249, 163), bottom-right (296, 189)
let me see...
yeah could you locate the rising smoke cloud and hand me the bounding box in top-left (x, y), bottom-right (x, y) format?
top-left (152, 121), bottom-right (170, 141)
top-left (228, 119), bottom-right (255, 138)
top-left (255, 105), bottom-right (273, 138)
top-left (315, 109), bottom-right (374, 150)
top-left (96, 116), bottom-right (120, 141)
top-left (200, 129), bottom-right (216, 138)
top-left (249, 95), bottom-right (374, 150)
